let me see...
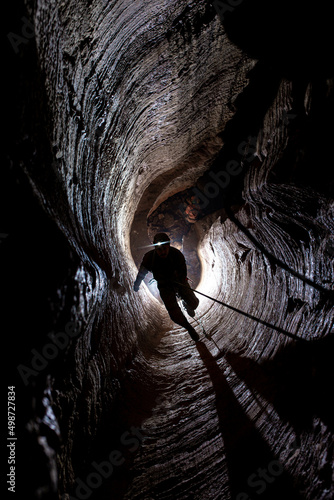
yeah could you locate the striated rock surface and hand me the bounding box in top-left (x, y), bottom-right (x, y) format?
top-left (5, 1), bottom-right (334, 499)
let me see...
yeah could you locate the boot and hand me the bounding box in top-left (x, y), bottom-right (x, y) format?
top-left (182, 300), bottom-right (195, 317)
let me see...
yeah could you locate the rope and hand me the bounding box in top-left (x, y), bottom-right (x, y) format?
top-left (225, 206), bottom-right (332, 297)
top-left (173, 280), bottom-right (308, 343)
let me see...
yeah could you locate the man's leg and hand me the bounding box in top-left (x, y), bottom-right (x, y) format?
top-left (159, 286), bottom-right (199, 341)
top-left (178, 281), bottom-right (199, 316)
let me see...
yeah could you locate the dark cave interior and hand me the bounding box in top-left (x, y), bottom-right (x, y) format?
top-left (3, 1), bottom-right (334, 499)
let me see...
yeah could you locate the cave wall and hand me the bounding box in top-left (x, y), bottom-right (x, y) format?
top-left (5, 0), bottom-right (334, 499)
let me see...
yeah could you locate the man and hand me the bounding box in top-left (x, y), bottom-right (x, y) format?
top-left (133, 233), bottom-right (200, 341)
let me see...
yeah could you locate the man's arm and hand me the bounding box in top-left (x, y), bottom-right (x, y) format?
top-left (134, 252), bottom-right (153, 291)
top-left (133, 264), bottom-right (149, 291)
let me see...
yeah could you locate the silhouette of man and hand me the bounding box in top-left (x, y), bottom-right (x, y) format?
top-left (133, 233), bottom-right (200, 341)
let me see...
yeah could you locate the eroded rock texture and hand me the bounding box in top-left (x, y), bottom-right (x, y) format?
top-left (5, 1), bottom-right (334, 499)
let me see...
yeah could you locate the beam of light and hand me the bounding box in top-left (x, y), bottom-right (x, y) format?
top-left (137, 241), bottom-right (170, 249)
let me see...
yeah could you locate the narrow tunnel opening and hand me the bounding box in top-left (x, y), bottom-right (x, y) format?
top-left (128, 169), bottom-right (247, 352)
top-left (128, 134), bottom-right (227, 306)
top-left (131, 191), bottom-right (204, 303)
top-left (147, 193), bottom-right (202, 289)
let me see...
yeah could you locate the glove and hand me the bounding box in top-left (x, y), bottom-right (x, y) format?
top-left (133, 280), bottom-right (140, 292)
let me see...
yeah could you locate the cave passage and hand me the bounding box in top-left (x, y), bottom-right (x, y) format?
top-left (6, 1), bottom-right (334, 499)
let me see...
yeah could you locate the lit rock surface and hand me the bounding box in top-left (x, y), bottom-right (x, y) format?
top-left (10, 1), bottom-right (334, 499)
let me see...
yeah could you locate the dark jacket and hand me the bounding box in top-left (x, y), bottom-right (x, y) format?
top-left (135, 247), bottom-right (187, 286)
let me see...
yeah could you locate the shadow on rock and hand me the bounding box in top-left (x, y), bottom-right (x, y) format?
top-left (196, 341), bottom-right (303, 500)
top-left (225, 333), bottom-right (334, 436)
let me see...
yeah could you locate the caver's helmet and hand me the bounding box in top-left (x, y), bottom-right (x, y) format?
top-left (153, 233), bottom-right (170, 246)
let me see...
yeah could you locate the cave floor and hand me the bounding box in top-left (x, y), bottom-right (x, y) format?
top-left (82, 321), bottom-right (334, 500)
